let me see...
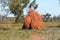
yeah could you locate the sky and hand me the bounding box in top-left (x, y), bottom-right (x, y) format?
top-left (24, 0), bottom-right (60, 17)
top-left (0, 0), bottom-right (60, 17)
top-left (36, 0), bottom-right (60, 17)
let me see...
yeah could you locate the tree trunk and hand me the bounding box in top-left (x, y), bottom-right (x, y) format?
top-left (15, 15), bottom-right (20, 23)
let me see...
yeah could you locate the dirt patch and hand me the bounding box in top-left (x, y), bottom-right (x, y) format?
top-left (31, 34), bottom-right (45, 40)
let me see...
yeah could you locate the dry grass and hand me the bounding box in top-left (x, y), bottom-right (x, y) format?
top-left (44, 21), bottom-right (60, 27)
top-left (0, 22), bottom-right (60, 40)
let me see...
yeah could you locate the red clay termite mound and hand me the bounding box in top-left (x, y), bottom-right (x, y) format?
top-left (22, 9), bottom-right (44, 30)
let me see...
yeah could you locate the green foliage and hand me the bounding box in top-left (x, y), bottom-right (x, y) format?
top-left (10, 0), bottom-right (30, 15)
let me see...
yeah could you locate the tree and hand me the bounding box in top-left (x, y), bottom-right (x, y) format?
top-left (0, 0), bottom-right (10, 23)
top-left (59, 0), bottom-right (60, 4)
top-left (0, 0), bottom-right (10, 17)
top-left (43, 13), bottom-right (51, 22)
top-left (53, 16), bottom-right (57, 21)
top-left (46, 13), bottom-right (51, 22)
top-left (58, 15), bottom-right (60, 20)
top-left (9, 0), bottom-right (38, 23)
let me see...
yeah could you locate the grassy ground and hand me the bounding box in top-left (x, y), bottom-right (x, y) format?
top-left (0, 22), bottom-right (60, 40)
